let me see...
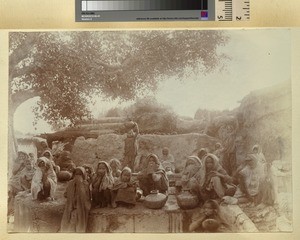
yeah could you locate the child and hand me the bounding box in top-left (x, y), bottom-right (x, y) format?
top-left (111, 167), bottom-right (138, 208)
top-left (189, 199), bottom-right (230, 232)
top-left (20, 157), bottom-right (35, 191)
top-left (60, 167), bottom-right (91, 233)
top-left (91, 161), bottom-right (114, 208)
top-left (109, 158), bottom-right (122, 179)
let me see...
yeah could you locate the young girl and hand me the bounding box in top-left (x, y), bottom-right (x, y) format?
top-left (91, 161), bottom-right (114, 208)
top-left (111, 167), bottom-right (138, 208)
top-left (60, 167), bottom-right (91, 232)
top-left (189, 199), bottom-right (230, 232)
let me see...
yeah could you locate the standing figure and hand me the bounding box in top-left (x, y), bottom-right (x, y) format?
top-left (60, 167), bottom-right (91, 233)
top-left (137, 154), bottom-right (169, 196)
top-left (160, 147), bottom-right (175, 173)
top-left (111, 167), bottom-right (138, 208)
top-left (189, 200), bottom-right (230, 232)
top-left (31, 157), bottom-right (57, 201)
top-left (91, 161), bottom-right (114, 208)
top-left (200, 154), bottom-right (236, 201)
top-left (123, 121), bottom-right (139, 171)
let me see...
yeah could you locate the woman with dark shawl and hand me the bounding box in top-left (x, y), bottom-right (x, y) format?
top-left (91, 161), bottom-right (114, 208)
top-left (199, 154), bottom-right (236, 201)
top-left (111, 167), bottom-right (138, 208)
top-left (181, 156), bottom-right (203, 196)
top-left (137, 154), bottom-right (169, 196)
top-left (31, 157), bottom-right (57, 201)
top-left (60, 167), bottom-right (91, 233)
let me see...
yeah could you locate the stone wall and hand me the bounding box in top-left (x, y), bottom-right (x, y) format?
top-left (71, 133), bottom-right (218, 172)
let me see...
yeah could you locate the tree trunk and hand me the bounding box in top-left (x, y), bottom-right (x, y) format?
top-left (8, 89), bottom-right (39, 177)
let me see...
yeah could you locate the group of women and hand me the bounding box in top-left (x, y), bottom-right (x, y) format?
top-left (8, 139), bottom-right (272, 233)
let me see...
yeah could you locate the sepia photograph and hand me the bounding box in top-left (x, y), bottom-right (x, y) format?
top-left (7, 29), bottom-right (292, 233)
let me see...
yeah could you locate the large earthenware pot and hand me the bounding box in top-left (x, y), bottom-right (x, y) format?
top-left (176, 189), bottom-right (199, 209)
top-left (202, 218), bottom-right (220, 232)
top-left (144, 190), bottom-right (168, 209)
top-left (57, 170), bottom-right (72, 182)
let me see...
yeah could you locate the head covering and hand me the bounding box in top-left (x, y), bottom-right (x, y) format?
top-left (146, 153), bottom-right (160, 165)
top-left (121, 167), bottom-right (132, 175)
top-left (42, 150), bottom-right (53, 160)
top-left (215, 142), bottom-right (222, 149)
top-left (252, 144), bottom-right (261, 152)
top-left (109, 158), bottom-right (121, 169)
top-left (96, 161), bottom-right (114, 191)
top-left (182, 156), bottom-right (203, 183)
top-left (74, 167), bottom-right (86, 179)
top-left (198, 148), bottom-right (208, 160)
top-left (186, 156), bottom-right (202, 168)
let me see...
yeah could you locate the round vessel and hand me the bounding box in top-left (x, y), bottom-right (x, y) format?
top-left (176, 189), bottom-right (199, 210)
top-left (57, 170), bottom-right (72, 182)
top-left (144, 190), bottom-right (168, 209)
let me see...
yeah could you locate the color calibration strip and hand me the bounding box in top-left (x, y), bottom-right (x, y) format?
top-left (82, 0), bottom-right (208, 11)
top-left (76, 0), bottom-right (250, 22)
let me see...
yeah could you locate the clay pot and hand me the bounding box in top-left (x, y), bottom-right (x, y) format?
top-left (176, 189), bottom-right (199, 210)
top-left (57, 170), bottom-right (72, 182)
top-left (202, 218), bottom-right (220, 232)
top-left (144, 190), bottom-right (168, 209)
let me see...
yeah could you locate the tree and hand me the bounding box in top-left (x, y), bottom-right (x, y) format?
top-left (8, 30), bottom-right (229, 165)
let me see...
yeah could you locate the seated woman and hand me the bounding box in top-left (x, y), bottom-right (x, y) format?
top-left (233, 154), bottom-right (266, 205)
top-left (60, 167), bottom-right (91, 233)
top-left (20, 157), bottom-right (36, 191)
top-left (56, 151), bottom-right (76, 181)
top-left (42, 150), bottom-right (60, 175)
top-left (109, 158), bottom-right (122, 179)
top-left (137, 154), bottom-right (169, 196)
top-left (160, 147), bottom-right (175, 173)
top-left (181, 156), bottom-right (203, 197)
top-left (91, 161), bottom-right (114, 208)
top-left (200, 154), bottom-right (236, 201)
top-left (31, 157), bottom-right (57, 201)
top-left (111, 167), bottom-right (138, 208)
top-left (189, 199), bottom-right (231, 232)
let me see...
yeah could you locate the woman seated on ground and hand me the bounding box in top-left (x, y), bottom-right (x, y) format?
top-left (111, 167), bottom-right (139, 208)
top-left (109, 158), bottom-right (122, 179)
top-left (200, 154), bottom-right (236, 201)
top-left (160, 147), bottom-right (175, 174)
top-left (31, 157), bottom-right (57, 201)
top-left (189, 199), bottom-right (231, 233)
top-left (20, 157), bottom-right (36, 191)
top-left (181, 156), bottom-right (203, 197)
top-left (42, 150), bottom-right (60, 175)
top-left (137, 154), bottom-right (169, 196)
top-left (60, 167), bottom-right (91, 233)
top-left (91, 161), bottom-right (114, 208)
top-left (229, 154), bottom-right (266, 206)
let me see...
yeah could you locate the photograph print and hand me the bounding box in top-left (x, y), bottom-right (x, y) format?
top-left (7, 29), bottom-right (292, 233)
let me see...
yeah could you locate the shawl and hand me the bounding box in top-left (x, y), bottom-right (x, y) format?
top-left (252, 144), bottom-right (267, 164)
top-left (199, 154), bottom-right (232, 188)
top-left (92, 161), bottom-right (114, 191)
top-left (61, 167), bottom-right (91, 232)
top-left (139, 154), bottom-right (169, 191)
top-left (240, 154), bottom-right (265, 196)
top-left (31, 157), bottom-right (57, 199)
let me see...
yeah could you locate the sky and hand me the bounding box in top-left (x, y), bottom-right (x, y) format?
top-left (14, 29), bottom-right (291, 134)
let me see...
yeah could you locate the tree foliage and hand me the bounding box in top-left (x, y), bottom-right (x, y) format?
top-left (9, 30), bottom-right (229, 128)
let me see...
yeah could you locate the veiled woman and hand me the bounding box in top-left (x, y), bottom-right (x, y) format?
top-left (137, 154), bottom-right (169, 196)
top-left (181, 156), bottom-right (203, 196)
top-left (61, 167), bottom-right (91, 232)
top-left (199, 154), bottom-right (236, 201)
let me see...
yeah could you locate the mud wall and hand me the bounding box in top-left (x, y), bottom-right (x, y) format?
top-left (71, 133), bottom-right (218, 172)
